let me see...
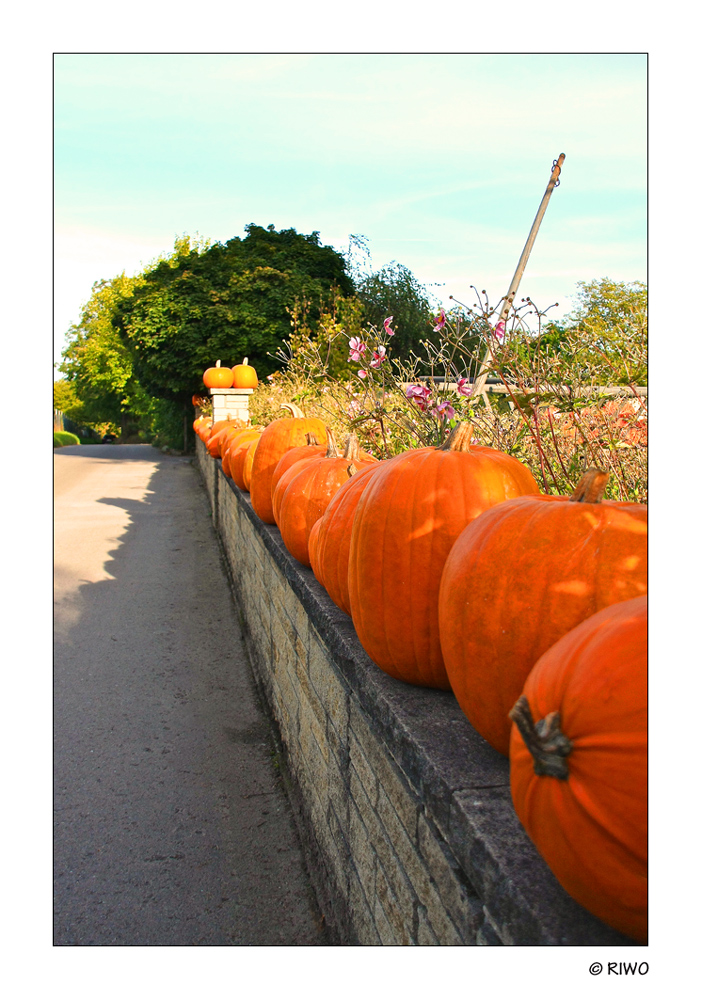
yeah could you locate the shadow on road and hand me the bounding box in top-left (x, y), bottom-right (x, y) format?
top-left (54, 450), bottom-right (329, 946)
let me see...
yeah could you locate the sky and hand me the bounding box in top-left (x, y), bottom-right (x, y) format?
top-left (53, 52), bottom-right (647, 373)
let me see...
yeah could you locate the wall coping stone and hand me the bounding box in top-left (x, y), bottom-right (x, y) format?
top-left (198, 440), bottom-right (636, 946)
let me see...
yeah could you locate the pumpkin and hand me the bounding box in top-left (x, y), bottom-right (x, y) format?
top-left (195, 418), bottom-right (212, 441)
top-left (508, 595), bottom-right (647, 942)
top-left (438, 468), bottom-right (648, 755)
top-left (270, 434), bottom-right (326, 523)
top-left (192, 394), bottom-right (208, 409)
top-left (231, 357), bottom-right (258, 389)
top-left (310, 462), bottom-right (384, 615)
top-left (203, 359), bottom-right (234, 389)
top-left (207, 418), bottom-right (242, 441)
top-left (307, 516), bottom-right (323, 578)
top-left (347, 422), bottom-right (540, 689)
top-left (249, 404), bottom-right (327, 524)
top-left (221, 426), bottom-right (252, 477)
top-left (206, 419), bottom-right (246, 459)
top-left (241, 436), bottom-right (261, 492)
top-left (227, 430), bottom-right (263, 490)
top-left (277, 431), bottom-right (378, 567)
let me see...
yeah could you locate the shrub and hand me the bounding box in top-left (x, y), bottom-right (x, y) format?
top-left (54, 431), bottom-right (80, 447)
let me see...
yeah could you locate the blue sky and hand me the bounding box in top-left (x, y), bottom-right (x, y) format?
top-left (54, 52), bottom-right (646, 371)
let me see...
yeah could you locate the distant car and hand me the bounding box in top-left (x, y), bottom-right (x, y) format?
top-left (102, 433), bottom-right (117, 444)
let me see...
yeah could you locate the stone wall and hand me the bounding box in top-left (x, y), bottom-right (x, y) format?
top-left (196, 439), bottom-right (636, 946)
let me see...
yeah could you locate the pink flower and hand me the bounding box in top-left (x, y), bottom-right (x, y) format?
top-left (456, 377), bottom-right (473, 397)
top-left (431, 400), bottom-right (456, 420)
top-left (406, 384), bottom-right (432, 412)
top-left (348, 336), bottom-right (367, 362)
top-left (358, 369), bottom-right (368, 379)
top-left (383, 316), bottom-right (395, 336)
top-left (432, 309), bottom-right (446, 332)
top-left (493, 320), bottom-right (505, 341)
top-left (370, 346), bottom-right (387, 369)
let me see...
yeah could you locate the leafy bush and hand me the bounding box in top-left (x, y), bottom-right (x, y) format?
top-left (54, 431), bottom-right (80, 447)
top-left (270, 283), bottom-right (647, 502)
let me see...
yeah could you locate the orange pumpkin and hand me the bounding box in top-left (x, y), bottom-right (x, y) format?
top-left (241, 436), bottom-right (261, 492)
top-left (229, 430), bottom-right (263, 490)
top-left (221, 426), bottom-right (253, 478)
top-left (509, 595), bottom-right (647, 942)
top-left (203, 360), bottom-right (234, 389)
top-left (310, 462), bottom-right (384, 615)
top-left (270, 434), bottom-right (326, 523)
top-left (249, 404), bottom-right (327, 524)
top-left (276, 431), bottom-right (378, 567)
top-left (231, 357), bottom-right (258, 389)
top-left (207, 419), bottom-right (245, 459)
top-left (438, 468), bottom-right (648, 754)
top-left (348, 422), bottom-right (540, 689)
top-left (308, 516), bottom-right (323, 578)
top-left (195, 418), bottom-right (212, 441)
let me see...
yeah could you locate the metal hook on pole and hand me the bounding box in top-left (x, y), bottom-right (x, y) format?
top-left (471, 153), bottom-right (566, 402)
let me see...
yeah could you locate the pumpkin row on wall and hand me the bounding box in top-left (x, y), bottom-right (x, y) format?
top-left (194, 395), bottom-right (648, 944)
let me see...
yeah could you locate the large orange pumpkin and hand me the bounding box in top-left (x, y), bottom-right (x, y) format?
top-left (310, 462), bottom-right (384, 615)
top-left (231, 357), bottom-right (258, 389)
top-left (228, 430), bottom-right (263, 490)
top-left (270, 434), bottom-right (326, 523)
top-left (276, 431), bottom-right (378, 567)
top-left (438, 468), bottom-right (648, 755)
top-left (347, 422), bottom-right (540, 689)
top-left (249, 404), bottom-right (327, 524)
top-left (203, 360), bottom-right (234, 389)
top-left (221, 426), bottom-right (256, 478)
top-left (509, 595), bottom-right (647, 942)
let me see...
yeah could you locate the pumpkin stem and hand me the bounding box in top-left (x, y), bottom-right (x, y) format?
top-left (305, 433), bottom-right (320, 446)
top-left (324, 427), bottom-right (339, 458)
top-left (215, 359), bottom-right (221, 367)
top-left (280, 403), bottom-right (305, 418)
top-left (347, 463), bottom-right (358, 478)
top-left (569, 467), bottom-right (609, 503)
top-left (342, 433), bottom-right (361, 462)
top-left (438, 421), bottom-right (474, 452)
top-left (508, 695), bottom-right (573, 780)
top-left (243, 357), bottom-right (248, 365)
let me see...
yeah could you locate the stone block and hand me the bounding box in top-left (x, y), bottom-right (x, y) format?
top-left (347, 798), bottom-right (377, 902)
top-left (416, 811), bottom-right (483, 942)
top-left (348, 867), bottom-right (380, 946)
top-left (416, 905), bottom-right (440, 946)
top-left (308, 628), bottom-right (350, 743)
top-left (374, 864), bottom-right (414, 946)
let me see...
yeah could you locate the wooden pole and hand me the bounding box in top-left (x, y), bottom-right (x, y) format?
top-left (472, 153), bottom-right (566, 402)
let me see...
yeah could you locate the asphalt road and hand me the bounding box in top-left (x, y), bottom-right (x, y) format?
top-left (54, 444), bottom-right (328, 946)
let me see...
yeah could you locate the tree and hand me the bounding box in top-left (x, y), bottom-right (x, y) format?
top-left (504, 278), bottom-right (648, 387)
top-left (116, 224), bottom-right (355, 405)
top-left (353, 262), bottom-right (440, 360)
top-left (58, 271), bottom-right (149, 432)
top-left (541, 278), bottom-right (648, 385)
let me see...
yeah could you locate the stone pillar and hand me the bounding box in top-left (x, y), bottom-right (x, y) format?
top-left (210, 387), bottom-right (254, 426)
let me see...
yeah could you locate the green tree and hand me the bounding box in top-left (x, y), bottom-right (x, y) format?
top-left (539, 278), bottom-right (647, 385)
top-left (353, 262), bottom-right (440, 360)
top-left (116, 224), bottom-right (355, 405)
top-left (58, 271), bottom-right (149, 433)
